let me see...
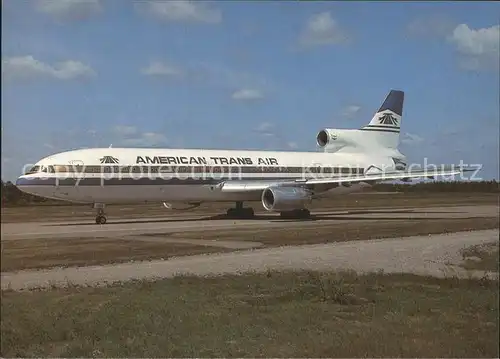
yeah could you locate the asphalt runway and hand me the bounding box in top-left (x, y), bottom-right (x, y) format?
top-left (1, 204), bottom-right (497, 241)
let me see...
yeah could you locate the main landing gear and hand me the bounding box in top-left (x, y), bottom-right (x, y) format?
top-left (94, 203), bottom-right (107, 224)
top-left (225, 202), bottom-right (311, 220)
top-left (280, 208), bottom-right (311, 219)
top-left (226, 201), bottom-right (255, 219)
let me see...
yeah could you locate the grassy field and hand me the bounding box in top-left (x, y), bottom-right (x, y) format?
top-left (460, 242), bottom-right (499, 272)
top-left (2, 216), bottom-right (498, 272)
top-left (1, 192), bottom-right (498, 223)
top-left (1, 270), bottom-right (498, 357)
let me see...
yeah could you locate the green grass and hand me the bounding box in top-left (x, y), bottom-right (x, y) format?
top-left (461, 242), bottom-right (499, 272)
top-left (2, 271), bottom-right (498, 358)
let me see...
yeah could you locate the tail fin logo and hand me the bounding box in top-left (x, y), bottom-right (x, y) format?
top-left (392, 157), bottom-right (407, 170)
top-left (378, 113), bottom-right (399, 126)
top-left (100, 156), bottom-right (119, 164)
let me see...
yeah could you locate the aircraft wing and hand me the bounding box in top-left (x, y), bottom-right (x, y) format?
top-left (220, 166), bottom-right (475, 193)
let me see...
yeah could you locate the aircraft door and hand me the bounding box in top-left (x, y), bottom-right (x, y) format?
top-left (56, 159), bottom-right (88, 200)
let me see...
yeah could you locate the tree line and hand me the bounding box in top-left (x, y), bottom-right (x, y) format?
top-left (1, 179), bottom-right (499, 207)
top-left (372, 180), bottom-right (500, 193)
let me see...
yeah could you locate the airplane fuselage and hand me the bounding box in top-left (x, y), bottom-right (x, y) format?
top-left (16, 147), bottom-right (404, 204)
top-left (14, 90), bottom-right (469, 223)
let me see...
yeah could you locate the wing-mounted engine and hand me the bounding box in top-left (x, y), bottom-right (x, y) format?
top-left (261, 186), bottom-right (312, 212)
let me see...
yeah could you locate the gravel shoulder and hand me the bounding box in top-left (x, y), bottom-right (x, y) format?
top-left (2, 229), bottom-right (498, 291)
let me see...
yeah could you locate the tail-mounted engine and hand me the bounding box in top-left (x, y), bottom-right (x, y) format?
top-left (316, 128), bottom-right (367, 152)
top-left (317, 129), bottom-right (336, 147)
top-left (316, 128), bottom-right (350, 151)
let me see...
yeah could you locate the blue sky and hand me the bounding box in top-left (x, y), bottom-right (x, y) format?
top-left (2, 0), bottom-right (499, 181)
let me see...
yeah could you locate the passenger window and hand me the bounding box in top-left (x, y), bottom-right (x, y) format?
top-left (39, 165), bottom-right (55, 173)
top-left (55, 165), bottom-right (69, 173)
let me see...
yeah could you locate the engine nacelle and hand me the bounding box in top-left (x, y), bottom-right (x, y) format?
top-left (317, 129), bottom-right (334, 147)
top-left (317, 128), bottom-right (370, 152)
top-left (261, 186), bottom-right (312, 212)
top-left (316, 128), bottom-right (353, 148)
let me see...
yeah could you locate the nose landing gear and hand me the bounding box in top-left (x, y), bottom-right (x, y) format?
top-left (94, 203), bottom-right (107, 224)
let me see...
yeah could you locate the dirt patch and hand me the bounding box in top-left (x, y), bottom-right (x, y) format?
top-left (2, 217), bottom-right (498, 272)
top-left (165, 217), bottom-right (500, 247)
top-left (1, 237), bottom-right (230, 272)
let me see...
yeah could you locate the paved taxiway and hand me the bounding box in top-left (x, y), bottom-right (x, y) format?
top-left (1, 205), bottom-right (497, 241)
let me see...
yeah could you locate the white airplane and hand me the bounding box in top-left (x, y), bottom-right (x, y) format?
top-left (16, 90), bottom-right (471, 224)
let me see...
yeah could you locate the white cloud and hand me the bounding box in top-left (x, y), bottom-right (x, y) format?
top-left (231, 88), bottom-right (264, 101)
top-left (191, 62), bottom-right (271, 91)
top-left (407, 15), bottom-right (456, 38)
top-left (401, 132), bottom-right (424, 146)
top-left (252, 123), bottom-right (302, 151)
top-left (141, 61), bottom-right (184, 77)
top-left (34, 0), bottom-right (102, 20)
top-left (2, 55), bottom-right (95, 81)
top-left (298, 12), bottom-right (348, 48)
top-left (122, 132), bottom-right (168, 147)
top-left (113, 125), bottom-right (138, 136)
top-left (408, 19), bottom-right (499, 72)
top-left (449, 24), bottom-right (499, 56)
top-left (254, 122), bottom-right (276, 138)
top-left (140, 61), bottom-right (272, 94)
top-left (448, 23), bottom-right (499, 71)
top-left (255, 122), bottom-right (274, 133)
top-left (341, 105), bottom-right (361, 119)
top-left (138, 1), bottom-right (221, 24)
top-left (112, 125), bottom-right (168, 147)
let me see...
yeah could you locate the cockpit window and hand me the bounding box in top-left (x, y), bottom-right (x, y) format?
top-left (25, 165), bottom-right (55, 175)
top-left (25, 166), bottom-right (40, 175)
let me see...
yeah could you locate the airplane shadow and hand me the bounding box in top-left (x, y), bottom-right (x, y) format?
top-left (46, 209), bottom-right (463, 226)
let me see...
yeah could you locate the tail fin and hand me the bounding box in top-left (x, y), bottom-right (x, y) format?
top-left (360, 90), bottom-right (404, 148)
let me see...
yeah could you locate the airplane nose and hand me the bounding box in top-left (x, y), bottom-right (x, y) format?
top-left (15, 176), bottom-right (41, 194)
top-left (15, 176), bottom-right (42, 198)
top-left (15, 176), bottom-right (29, 187)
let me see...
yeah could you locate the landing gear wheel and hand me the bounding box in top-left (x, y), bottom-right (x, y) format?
top-left (244, 207), bottom-right (255, 218)
top-left (280, 208), bottom-right (311, 219)
top-left (93, 203), bottom-right (107, 224)
top-left (95, 215), bottom-right (107, 224)
top-left (226, 207), bottom-right (255, 219)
